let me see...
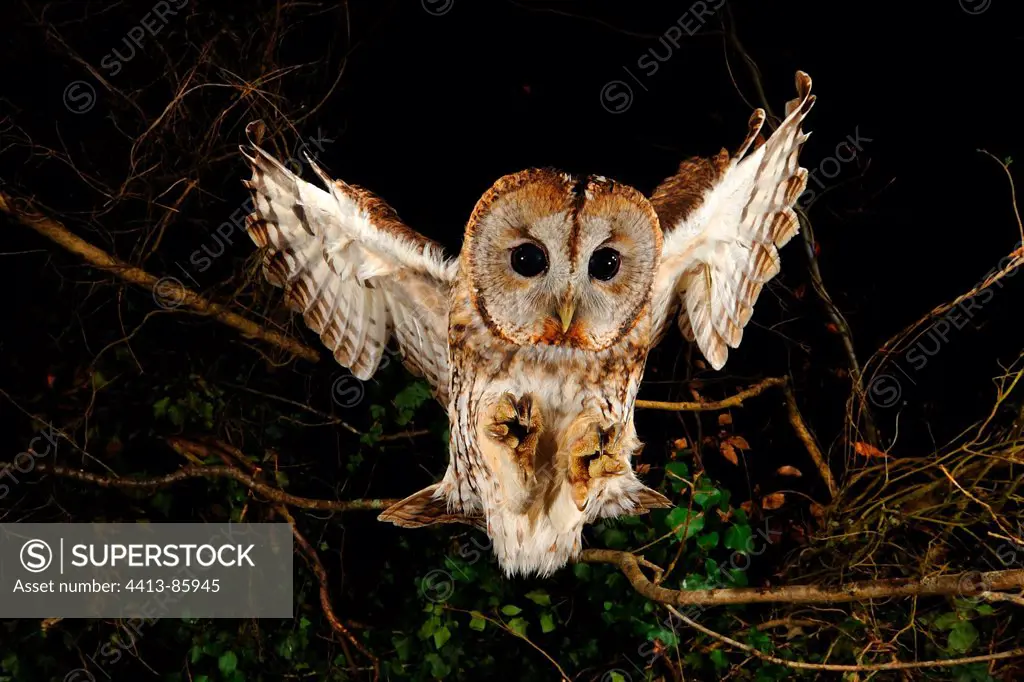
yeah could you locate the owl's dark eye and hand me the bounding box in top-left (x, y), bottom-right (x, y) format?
top-left (510, 243), bottom-right (548, 277)
top-left (588, 247), bottom-right (621, 281)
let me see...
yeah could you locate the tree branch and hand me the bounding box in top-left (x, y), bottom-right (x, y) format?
top-left (2, 455), bottom-right (397, 514)
top-left (0, 191), bottom-right (320, 364)
top-left (635, 377), bottom-right (787, 411)
top-left (782, 383), bottom-right (837, 498)
top-left (582, 549), bottom-right (1024, 606)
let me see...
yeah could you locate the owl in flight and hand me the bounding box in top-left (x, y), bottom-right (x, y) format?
top-left (240, 71), bottom-right (814, 577)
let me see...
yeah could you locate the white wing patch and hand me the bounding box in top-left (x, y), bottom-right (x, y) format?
top-left (240, 123), bottom-right (456, 400)
top-left (650, 71), bottom-right (815, 369)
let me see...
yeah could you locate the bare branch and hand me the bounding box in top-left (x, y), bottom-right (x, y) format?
top-left (635, 377), bottom-right (786, 411)
top-left (582, 549), bottom-right (1024, 606)
top-left (0, 191), bottom-right (320, 364)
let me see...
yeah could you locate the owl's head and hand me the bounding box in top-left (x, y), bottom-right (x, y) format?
top-left (462, 169), bottom-right (662, 351)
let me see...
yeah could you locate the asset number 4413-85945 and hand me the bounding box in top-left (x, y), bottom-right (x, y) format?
top-left (124, 578), bottom-right (221, 593)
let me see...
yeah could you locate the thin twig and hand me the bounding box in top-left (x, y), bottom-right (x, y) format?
top-left (665, 605), bottom-right (1024, 671)
top-left (280, 506), bottom-right (379, 681)
top-left (175, 438), bottom-right (379, 679)
top-left (442, 606), bottom-right (571, 681)
top-left (940, 465), bottom-right (1024, 545)
top-left (723, 20), bottom-right (879, 446)
top-left (636, 377), bottom-right (786, 411)
top-left (637, 377), bottom-right (836, 498)
top-left (783, 384), bottom-right (837, 498)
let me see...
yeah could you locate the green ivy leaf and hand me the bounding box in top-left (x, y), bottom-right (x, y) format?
top-left (424, 652), bottom-right (451, 678)
top-left (697, 531), bottom-right (720, 550)
top-left (573, 564), bottom-right (592, 581)
top-left (602, 527), bottom-right (629, 548)
top-left (975, 604), bottom-right (995, 616)
top-left (418, 616), bottom-right (438, 638)
top-left (469, 613), bottom-right (487, 632)
top-left (933, 612), bottom-right (961, 630)
top-left (394, 381), bottom-right (432, 424)
top-left (392, 636), bottom-right (411, 662)
top-left (433, 625), bottom-right (451, 649)
top-left (608, 673), bottom-right (628, 682)
top-left (948, 621), bottom-right (978, 653)
top-left (525, 590), bottom-right (551, 606)
top-left (648, 627), bottom-right (679, 647)
top-left (745, 629), bottom-right (773, 653)
top-left (167, 404), bottom-right (185, 427)
top-left (724, 524), bottom-right (753, 553)
top-left (151, 491), bottom-right (173, 517)
top-left (153, 396), bottom-right (171, 418)
top-left (540, 612), bottom-right (556, 633)
top-left (692, 479), bottom-right (722, 508)
top-left (501, 604), bottom-right (522, 616)
top-left (507, 617), bottom-right (528, 637)
top-left (710, 648), bottom-right (729, 671)
top-left (665, 461), bottom-right (689, 491)
top-left (665, 507), bottom-right (704, 540)
top-left (217, 651), bottom-right (238, 675)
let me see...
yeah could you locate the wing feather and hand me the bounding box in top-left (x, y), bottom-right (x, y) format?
top-left (649, 71), bottom-right (815, 369)
top-left (240, 123), bottom-right (455, 400)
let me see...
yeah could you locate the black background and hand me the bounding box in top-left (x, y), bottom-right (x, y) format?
top-left (1, 0), bottom-right (1023, 678)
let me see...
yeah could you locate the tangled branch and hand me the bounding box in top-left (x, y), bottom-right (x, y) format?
top-left (638, 376), bottom-right (837, 497)
top-left (666, 605), bottom-right (1024, 672)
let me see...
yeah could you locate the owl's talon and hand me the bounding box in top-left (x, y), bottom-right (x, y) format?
top-left (566, 422), bottom-right (628, 511)
top-left (487, 393), bottom-right (543, 480)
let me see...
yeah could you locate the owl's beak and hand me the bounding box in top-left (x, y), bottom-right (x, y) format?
top-left (558, 299), bottom-right (576, 334)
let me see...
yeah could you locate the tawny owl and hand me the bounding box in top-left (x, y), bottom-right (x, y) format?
top-left (239, 71), bottom-right (815, 577)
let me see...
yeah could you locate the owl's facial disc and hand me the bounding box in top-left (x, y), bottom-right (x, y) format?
top-left (464, 170), bottom-right (663, 351)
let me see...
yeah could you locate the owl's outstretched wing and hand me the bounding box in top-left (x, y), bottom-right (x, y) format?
top-left (240, 123), bottom-right (456, 400)
top-left (648, 71), bottom-right (815, 370)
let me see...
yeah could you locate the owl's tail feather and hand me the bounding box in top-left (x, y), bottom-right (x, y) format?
top-left (378, 483), bottom-right (486, 531)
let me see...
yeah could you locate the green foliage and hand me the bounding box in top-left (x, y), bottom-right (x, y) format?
top-left (4, 323), bottom-right (1014, 682)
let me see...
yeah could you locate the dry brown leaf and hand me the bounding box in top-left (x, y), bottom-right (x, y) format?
top-left (740, 500), bottom-right (754, 514)
top-left (761, 492), bottom-right (786, 510)
top-left (726, 435), bottom-right (751, 450)
top-left (717, 413), bottom-right (733, 426)
top-left (635, 463), bottom-right (651, 475)
top-left (809, 502), bottom-right (826, 521)
top-left (776, 465), bottom-right (803, 477)
top-left (853, 441), bottom-right (890, 459)
top-left (719, 441), bottom-right (739, 465)
top-left (672, 438), bottom-right (689, 451)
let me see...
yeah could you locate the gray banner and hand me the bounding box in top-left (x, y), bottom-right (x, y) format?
top-left (0, 523), bottom-right (293, 618)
